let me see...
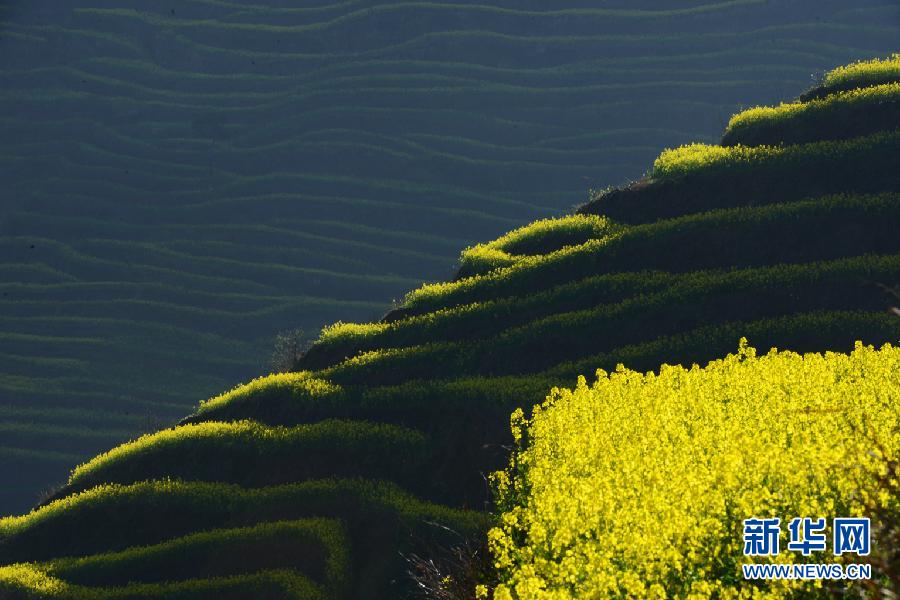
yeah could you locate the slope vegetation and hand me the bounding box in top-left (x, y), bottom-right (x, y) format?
top-left (2, 0), bottom-right (900, 513)
top-left (1, 54), bottom-right (899, 598)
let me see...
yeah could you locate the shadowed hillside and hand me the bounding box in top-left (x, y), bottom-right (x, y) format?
top-left (1, 54), bottom-right (899, 598)
top-left (1, 1), bottom-right (900, 514)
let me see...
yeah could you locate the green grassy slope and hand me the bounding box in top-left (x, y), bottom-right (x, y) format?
top-left (2, 55), bottom-right (899, 598)
top-left (1, 1), bottom-right (899, 514)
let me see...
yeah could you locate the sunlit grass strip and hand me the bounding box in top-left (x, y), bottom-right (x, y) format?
top-left (314, 253), bottom-right (900, 382)
top-left (457, 215), bottom-right (617, 278)
top-left (191, 369), bottom-right (557, 427)
top-left (0, 479), bottom-right (489, 563)
top-left (403, 193), bottom-right (899, 314)
top-left (49, 520), bottom-right (348, 590)
top-left (723, 81), bottom-right (900, 145)
top-left (197, 372), bottom-right (339, 414)
top-left (323, 251), bottom-right (900, 385)
top-left (813, 53), bottom-right (900, 97)
top-left (0, 564), bottom-right (324, 599)
top-left (652, 129), bottom-right (900, 179)
top-left (66, 419), bottom-right (426, 493)
top-left (188, 311), bottom-right (900, 429)
top-left (310, 250), bottom-right (900, 370)
top-left (312, 271), bottom-right (669, 365)
top-left (489, 342), bottom-right (899, 598)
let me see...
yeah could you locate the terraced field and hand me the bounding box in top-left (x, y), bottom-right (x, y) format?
top-left (1, 2), bottom-right (899, 516)
top-left (1, 55), bottom-right (898, 598)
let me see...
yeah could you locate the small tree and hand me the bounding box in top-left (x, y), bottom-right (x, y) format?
top-left (269, 328), bottom-right (311, 373)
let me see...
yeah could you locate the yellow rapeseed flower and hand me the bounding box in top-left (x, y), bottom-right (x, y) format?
top-left (488, 341), bottom-right (899, 598)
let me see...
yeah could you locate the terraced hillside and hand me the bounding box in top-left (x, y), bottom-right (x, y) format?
top-left (2, 1), bottom-right (900, 514)
top-left (2, 55), bottom-right (899, 598)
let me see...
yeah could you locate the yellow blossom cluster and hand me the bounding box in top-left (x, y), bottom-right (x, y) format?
top-left (820, 53), bottom-right (900, 94)
top-left (651, 130), bottom-right (899, 179)
top-left (724, 82), bottom-right (900, 141)
top-left (488, 341), bottom-right (899, 598)
top-left (457, 215), bottom-right (617, 277)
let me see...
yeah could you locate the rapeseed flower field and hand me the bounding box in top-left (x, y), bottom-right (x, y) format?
top-left (488, 342), bottom-right (899, 598)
